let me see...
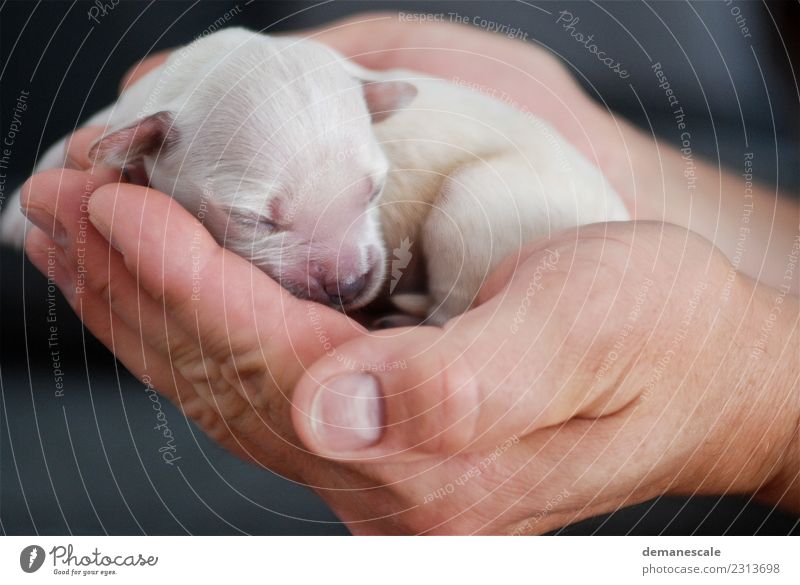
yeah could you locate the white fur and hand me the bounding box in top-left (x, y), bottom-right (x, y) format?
top-left (1, 27), bottom-right (629, 322)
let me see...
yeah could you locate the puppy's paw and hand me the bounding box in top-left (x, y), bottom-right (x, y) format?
top-left (389, 293), bottom-right (431, 317)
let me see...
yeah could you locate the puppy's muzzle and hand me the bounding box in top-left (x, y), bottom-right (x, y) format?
top-left (285, 250), bottom-right (381, 310)
top-left (324, 273), bottom-right (367, 306)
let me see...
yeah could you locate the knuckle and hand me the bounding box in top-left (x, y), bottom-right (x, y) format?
top-left (170, 338), bottom-right (208, 381)
top-left (86, 261), bottom-right (127, 313)
top-left (402, 345), bottom-right (482, 455)
top-left (89, 269), bottom-right (114, 305)
top-left (219, 349), bottom-right (268, 395)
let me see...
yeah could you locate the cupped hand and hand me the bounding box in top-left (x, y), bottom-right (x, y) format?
top-left (289, 219), bottom-right (797, 533)
top-left (21, 15), bottom-right (798, 534)
top-left (22, 130), bottom-right (795, 533)
top-left (21, 127), bottom-right (366, 483)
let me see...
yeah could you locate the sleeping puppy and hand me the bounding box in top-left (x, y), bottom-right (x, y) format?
top-left (1, 27), bottom-right (628, 325)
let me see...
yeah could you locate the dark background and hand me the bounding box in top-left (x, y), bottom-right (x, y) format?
top-left (1, 0), bottom-right (798, 535)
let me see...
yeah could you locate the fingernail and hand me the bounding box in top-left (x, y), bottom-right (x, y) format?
top-left (310, 373), bottom-right (385, 452)
top-left (22, 206), bottom-right (69, 247)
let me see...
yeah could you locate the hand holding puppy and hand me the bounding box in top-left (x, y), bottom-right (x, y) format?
top-left (21, 14), bottom-right (798, 533)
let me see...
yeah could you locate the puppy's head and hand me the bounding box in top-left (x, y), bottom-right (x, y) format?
top-left (89, 33), bottom-right (416, 311)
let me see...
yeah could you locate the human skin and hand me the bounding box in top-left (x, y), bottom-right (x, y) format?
top-left (20, 14), bottom-right (799, 533)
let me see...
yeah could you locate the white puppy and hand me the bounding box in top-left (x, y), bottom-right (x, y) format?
top-left (1, 28), bottom-right (628, 324)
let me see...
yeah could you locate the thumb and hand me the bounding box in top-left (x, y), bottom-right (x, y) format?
top-left (290, 252), bottom-right (579, 462)
top-left (292, 326), bottom-right (482, 461)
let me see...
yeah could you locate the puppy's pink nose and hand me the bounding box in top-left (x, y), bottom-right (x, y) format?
top-left (324, 274), bottom-right (366, 306)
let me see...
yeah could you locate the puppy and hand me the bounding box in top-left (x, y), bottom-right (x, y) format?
top-left (1, 27), bottom-right (628, 324)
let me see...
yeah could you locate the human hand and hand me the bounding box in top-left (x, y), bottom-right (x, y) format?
top-left (287, 218), bottom-right (798, 532)
top-left (21, 14), bottom-right (798, 534)
top-left (22, 132), bottom-right (797, 532)
top-left (20, 126), bottom-right (368, 483)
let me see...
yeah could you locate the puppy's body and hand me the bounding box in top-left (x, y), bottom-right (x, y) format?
top-left (368, 69), bottom-right (628, 321)
top-left (1, 28), bottom-right (628, 324)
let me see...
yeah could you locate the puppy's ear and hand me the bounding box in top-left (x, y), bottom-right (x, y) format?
top-left (89, 111), bottom-right (175, 168)
top-left (360, 80), bottom-right (417, 123)
top-left (336, 54), bottom-right (417, 122)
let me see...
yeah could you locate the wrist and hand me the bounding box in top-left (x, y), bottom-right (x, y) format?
top-left (746, 281), bottom-right (799, 512)
top-left (699, 275), bottom-right (799, 511)
top-left (758, 415), bottom-right (799, 513)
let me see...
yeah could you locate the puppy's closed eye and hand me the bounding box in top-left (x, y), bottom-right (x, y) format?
top-left (258, 217), bottom-right (280, 231)
top-left (227, 209), bottom-right (282, 234)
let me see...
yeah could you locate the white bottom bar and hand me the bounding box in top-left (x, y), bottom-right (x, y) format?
top-left (1, 536), bottom-right (796, 584)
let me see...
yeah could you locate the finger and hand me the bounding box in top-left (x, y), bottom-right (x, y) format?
top-left (119, 51), bottom-right (170, 94)
top-left (300, 12), bottom-right (408, 69)
top-left (19, 167), bottom-right (121, 249)
top-left (304, 12), bottom-right (564, 86)
top-left (64, 126), bottom-right (113, 170)
top-left (24, 226), bottom-right (73, 292)
top-left (20, 169), bottom-right (277, 412)
top-left (86, 183), bottom-right (364, 390)
top-left (21, 168), bottom-right (195, 354)
top-left (25, 227), bottom-right (162, 386)
top-left (20, 169), bottom-right (212, 392)
top-left (24, 227), bottom-right (275, 465)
